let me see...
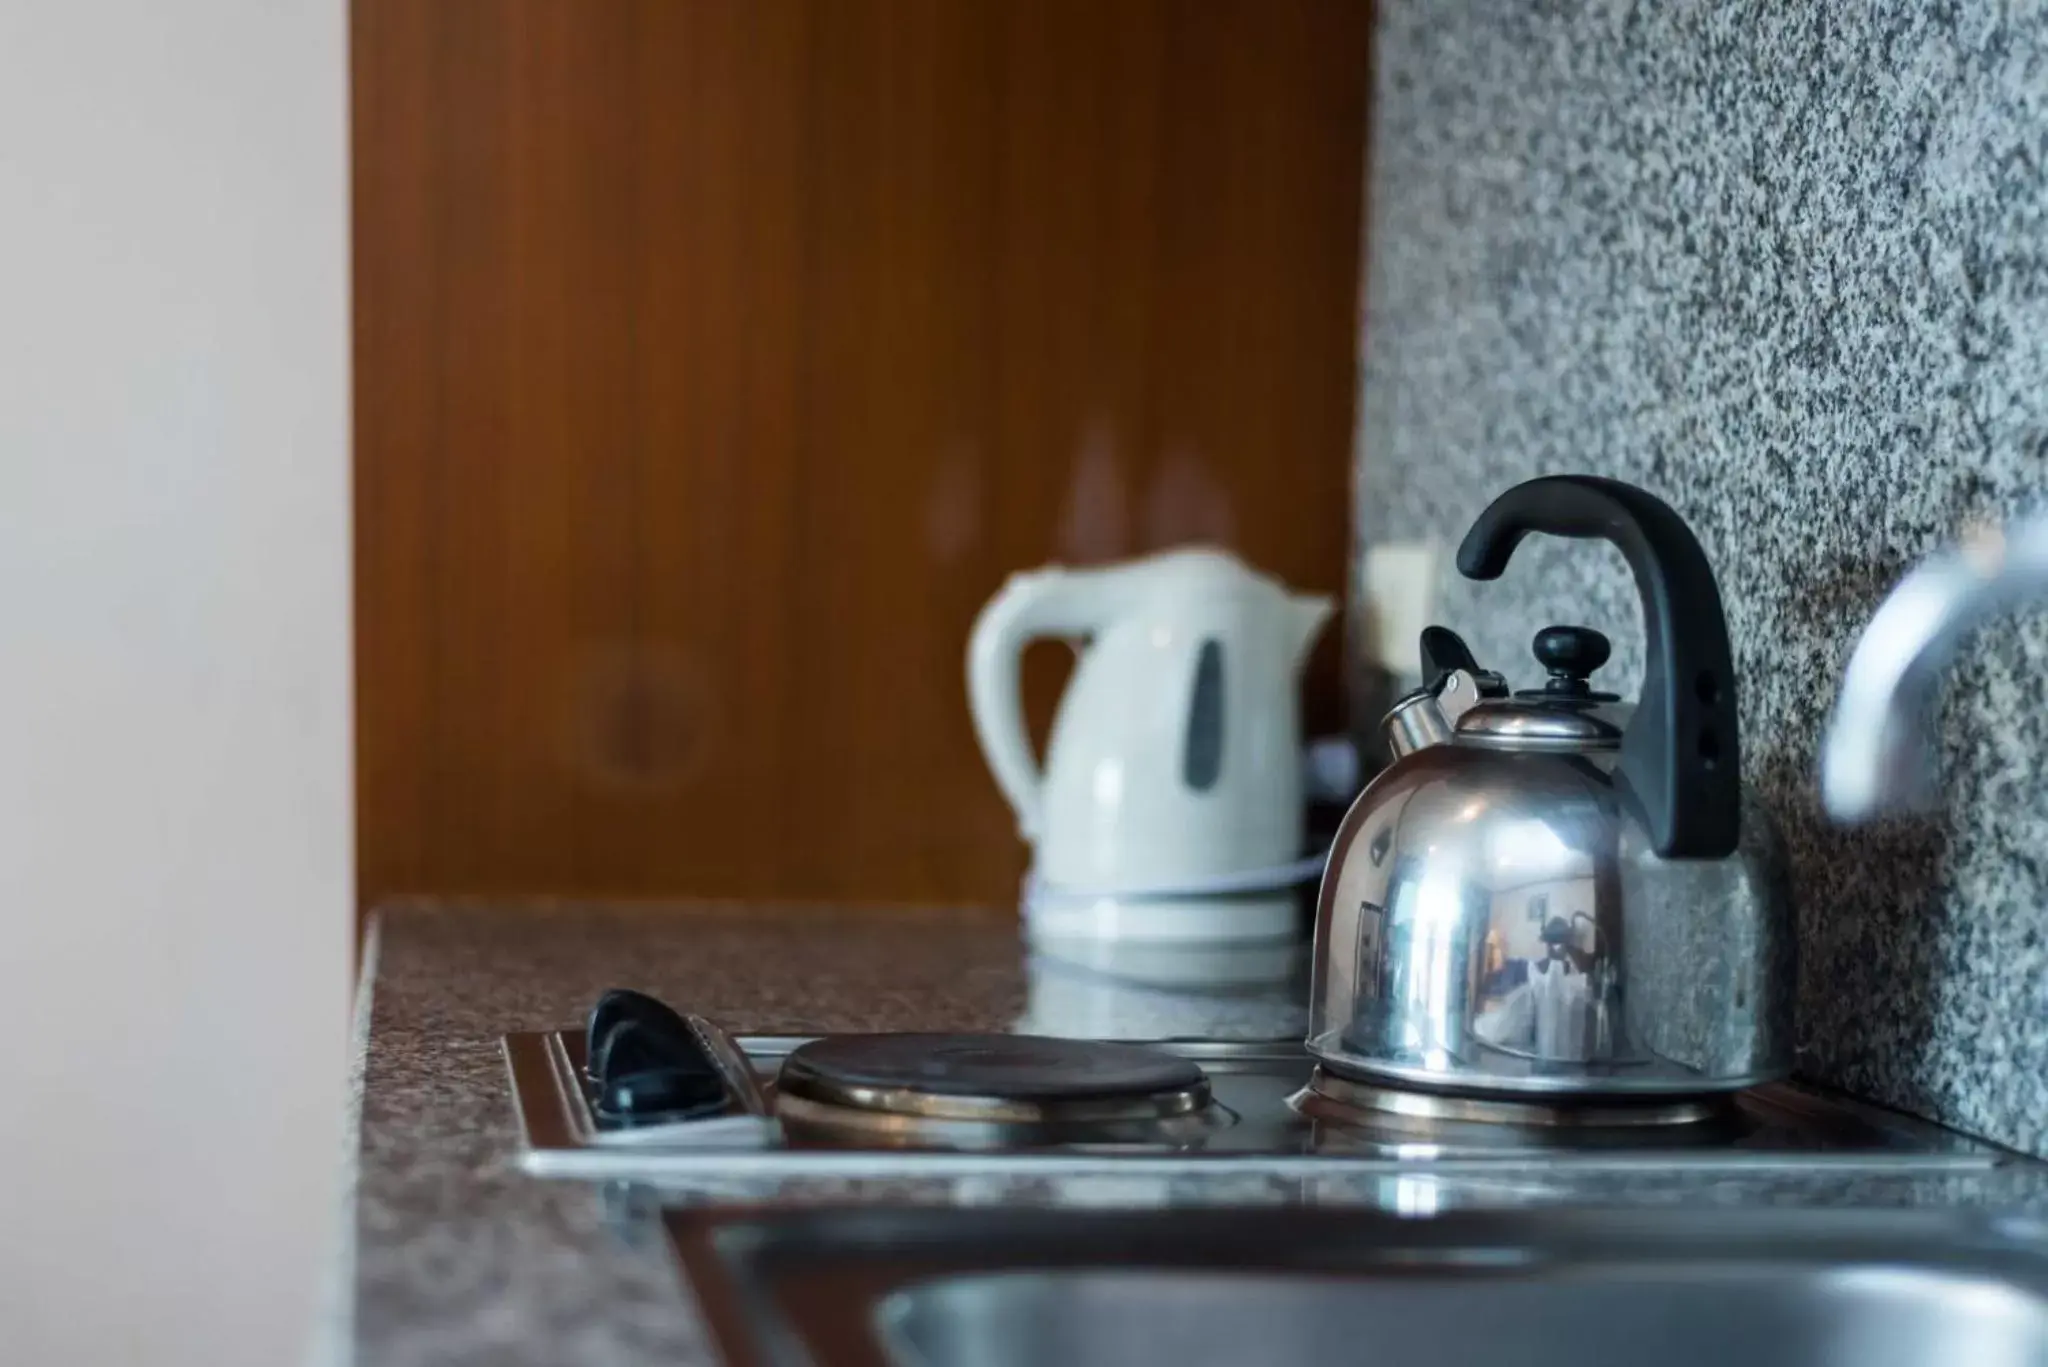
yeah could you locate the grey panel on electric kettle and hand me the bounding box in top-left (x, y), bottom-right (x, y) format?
top-left (1182, 638), bottom-right (1225, 793)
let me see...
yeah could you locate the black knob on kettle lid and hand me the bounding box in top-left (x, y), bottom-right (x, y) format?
top-left (1532, 625), bottom-right (1610, 694)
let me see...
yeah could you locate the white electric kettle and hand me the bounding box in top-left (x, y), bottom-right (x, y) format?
top-left (967, 548), bottom-right (1333, 937)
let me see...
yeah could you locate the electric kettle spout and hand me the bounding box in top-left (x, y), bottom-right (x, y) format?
top-left (1286, 594), bottom-right (1336, 669)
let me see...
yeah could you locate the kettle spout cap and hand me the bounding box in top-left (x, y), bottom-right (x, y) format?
top-left (1382, 688), bottom-right (1453, 758)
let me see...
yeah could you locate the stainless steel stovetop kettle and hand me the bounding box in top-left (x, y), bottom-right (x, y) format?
top-left (1310, 475), bottom-right (1794, 1099)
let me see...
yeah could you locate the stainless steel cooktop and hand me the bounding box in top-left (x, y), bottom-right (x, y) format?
top-left (502, 1030), bottom-right (2017, 1181)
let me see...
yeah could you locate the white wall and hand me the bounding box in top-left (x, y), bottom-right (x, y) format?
top-left (0, 4), bottom-right (349, 1365)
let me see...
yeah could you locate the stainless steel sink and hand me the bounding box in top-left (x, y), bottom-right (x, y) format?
top-left (666, 1206), bottom-right (2048, 1367)
top-left (879, 1265), bottom-right (2044, 1367)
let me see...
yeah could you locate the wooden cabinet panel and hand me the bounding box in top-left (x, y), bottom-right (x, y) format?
top-left (354, 0), bottom-right (1369, 910)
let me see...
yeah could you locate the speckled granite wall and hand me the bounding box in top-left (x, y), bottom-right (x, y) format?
top-left (1356, 2), bottom-right (2048, 1155)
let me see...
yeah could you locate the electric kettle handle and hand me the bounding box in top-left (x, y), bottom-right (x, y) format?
top-left (1455, 475), bottom-right (1739, 859)
top-left (965, 568), bottom-right (1111, 841)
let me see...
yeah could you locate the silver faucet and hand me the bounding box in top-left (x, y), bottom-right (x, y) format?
top-left (1822, 515), bottom-right (2048, 822)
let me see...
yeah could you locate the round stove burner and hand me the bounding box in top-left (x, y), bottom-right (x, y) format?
top-left (1299, 1066), bottom-right (1735, 1132)
top-left (771, 1034), bottom-right (1220, 1149)
top-left (777, 1033), bottom-right (1210, 1122)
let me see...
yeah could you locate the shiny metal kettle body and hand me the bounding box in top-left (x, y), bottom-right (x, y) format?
top-left (1309, 477), bottom-right (1795, 1098)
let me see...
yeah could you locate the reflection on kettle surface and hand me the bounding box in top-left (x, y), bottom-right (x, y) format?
top-left (1473, 883), bottom-right (1604, 1063)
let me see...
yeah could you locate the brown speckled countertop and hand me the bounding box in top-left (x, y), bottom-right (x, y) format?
top-left (344, 899), bottom-right (1317, 1366)
top-left (340, 900), bottom-right (2048, 1367)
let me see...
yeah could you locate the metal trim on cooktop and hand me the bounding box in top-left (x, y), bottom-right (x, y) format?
top-left (502, 1031), bottom-right (2021, 1183)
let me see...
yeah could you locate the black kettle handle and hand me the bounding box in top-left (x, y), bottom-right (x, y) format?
top-left (1455, 475), bottom-right (1738, 858)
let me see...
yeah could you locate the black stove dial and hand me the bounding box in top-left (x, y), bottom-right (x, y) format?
top-left (586, 988), bottom-right (732, 1126)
